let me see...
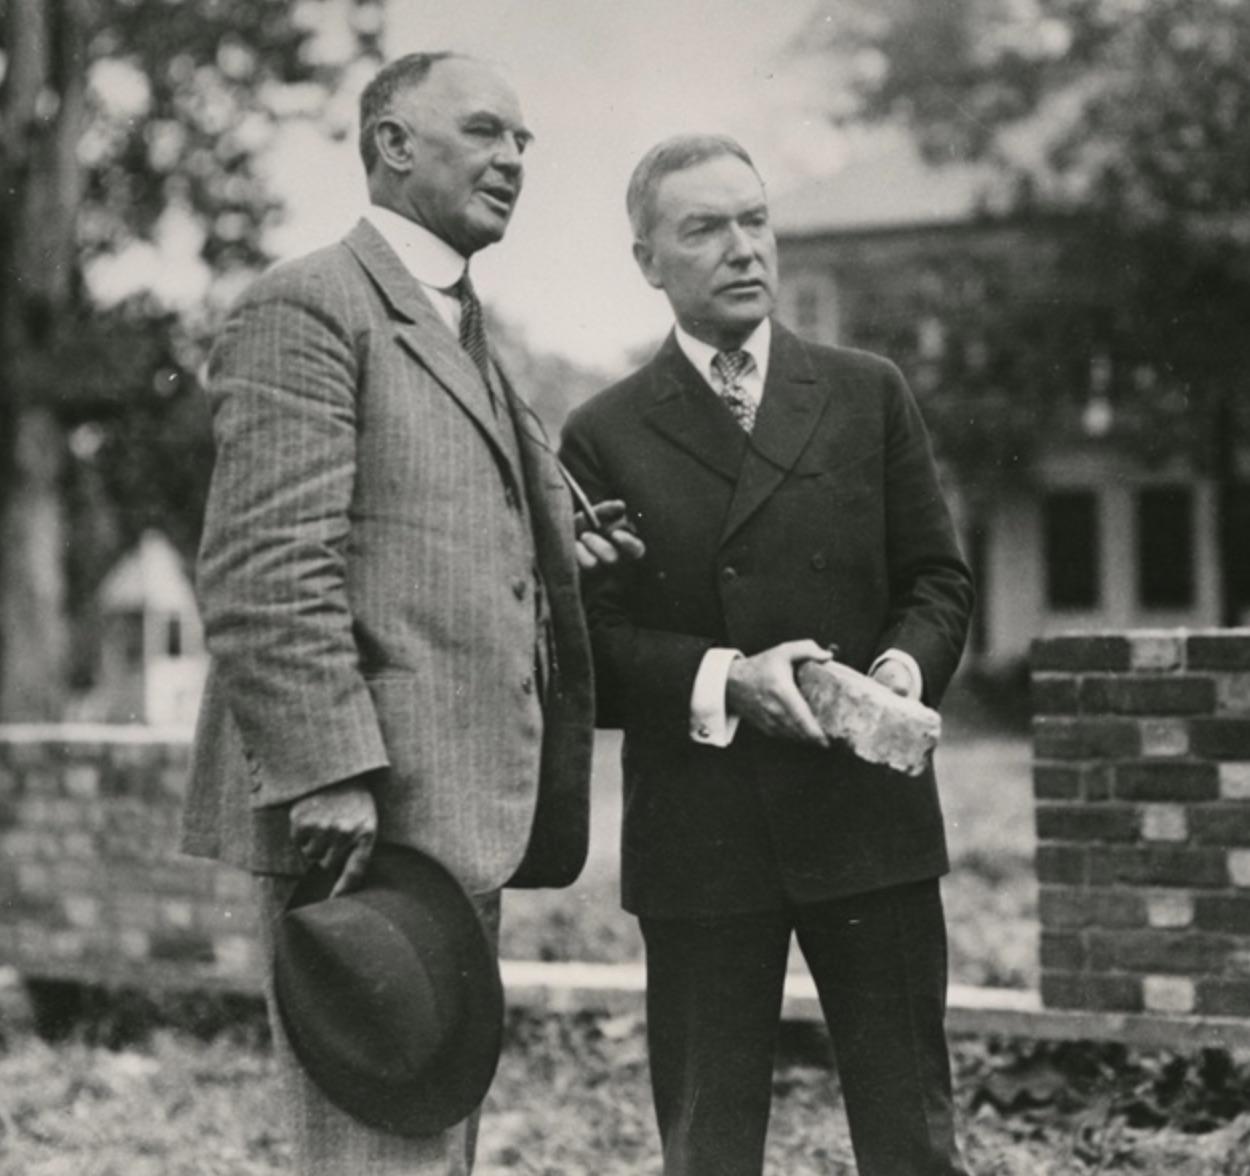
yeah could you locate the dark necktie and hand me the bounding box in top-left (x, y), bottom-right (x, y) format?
top-left (452, 271), bottom-right (496, 408)
top-left (711, 349), bottom-right (758, 433)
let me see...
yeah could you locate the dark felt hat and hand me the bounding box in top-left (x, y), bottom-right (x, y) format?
top-left (272, 843), bottom-right (503, 1137)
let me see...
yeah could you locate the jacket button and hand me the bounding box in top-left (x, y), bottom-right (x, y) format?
top-left (521, 674), bottom-right (535, 695)
top-left (810, 553), bottom-right (828, 571)
top-left (513, 578), bottom-right (528, 601)
top-left (720, 566), bottom-right (738, 583)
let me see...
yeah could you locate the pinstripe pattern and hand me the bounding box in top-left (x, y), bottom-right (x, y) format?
top-left (182, 217), bottom-right (594, 894)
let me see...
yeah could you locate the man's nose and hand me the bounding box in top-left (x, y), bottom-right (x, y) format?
top-left (725, 223), bottom-right (754, 262)
top-left (493, 133), bottom-right (524, 174)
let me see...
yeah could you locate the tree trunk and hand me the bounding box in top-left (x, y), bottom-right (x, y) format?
top-left (0, 0), bottom-right (89, 719)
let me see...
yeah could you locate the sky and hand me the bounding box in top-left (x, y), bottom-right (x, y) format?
top-left (266, 0), bottom-right (848, 371)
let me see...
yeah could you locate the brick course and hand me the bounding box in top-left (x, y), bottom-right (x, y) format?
top-left (1033, 630), bottom-right (1250, 1020)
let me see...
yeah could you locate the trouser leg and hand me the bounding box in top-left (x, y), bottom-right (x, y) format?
top-left (794, 880), bottom-right (966, 1176)
top-left (255, 875), bottom-right (500, 1176)
top-left (639, 909), bottom-right (791, 1176)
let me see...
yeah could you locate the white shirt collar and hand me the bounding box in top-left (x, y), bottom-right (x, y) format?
top-left (364, 205), bottom-right (467, 291)
top-left (674, 318), bottom-right (772, 390)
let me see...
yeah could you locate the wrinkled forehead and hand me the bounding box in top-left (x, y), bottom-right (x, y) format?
top-left (653, 155), bottom-right (767, 223)
top-left (401, 57), bottom-right (526, 127)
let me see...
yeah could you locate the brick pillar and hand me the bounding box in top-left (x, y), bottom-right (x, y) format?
top-left (1031, 631), bottom-right (1250, 1018)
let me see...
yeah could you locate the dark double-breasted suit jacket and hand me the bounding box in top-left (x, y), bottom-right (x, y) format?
top-left (182, 218), bottom-right (594, 894)
top-left (560, 323), bottom-right (975, 918)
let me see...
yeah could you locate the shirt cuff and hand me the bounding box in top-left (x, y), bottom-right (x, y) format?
top-left (868, 649), bottom-right (924, 701)
top-left (690, 648), bottom-right (743, 747)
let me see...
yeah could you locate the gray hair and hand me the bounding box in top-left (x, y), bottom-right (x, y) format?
top-left (358, 52), bottom-right (464, 174)
top-left (626, 133), bottom-right (759, 241)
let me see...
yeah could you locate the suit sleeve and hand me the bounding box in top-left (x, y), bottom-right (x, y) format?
top-left (874, 362), bottom-right (975, 706)
top-left (560, 411), bottom-right (718, 731)
top-left (196, 275), bottom-right (389, 808)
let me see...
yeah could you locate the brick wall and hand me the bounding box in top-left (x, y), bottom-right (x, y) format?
top-left (1033, 630), bottom-right (1250, 1018)
top-left (0, 726), bottom-right (262, 994)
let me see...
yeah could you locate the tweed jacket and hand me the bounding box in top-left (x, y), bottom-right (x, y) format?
top-left (182, 218), bottom-right (594, 892)
top-left (559, 323), bottom-right (975, 917)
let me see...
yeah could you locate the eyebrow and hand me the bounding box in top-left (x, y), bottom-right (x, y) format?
top-left (464, 109), bottom-right (535, 146)
top-left (678, 202), bottom-right (768, 227)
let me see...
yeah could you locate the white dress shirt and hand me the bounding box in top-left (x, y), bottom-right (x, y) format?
top-left (364, 205), bottom-right (466, 332)
top-left (674, 319), bottom-right (924, 747)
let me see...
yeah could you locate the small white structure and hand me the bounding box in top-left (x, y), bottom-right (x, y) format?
top-left (97, 530), bottom-right (206, 727)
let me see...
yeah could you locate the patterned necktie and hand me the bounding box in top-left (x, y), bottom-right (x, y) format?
top-left (711, 349), bottom-right (758, 433)
top-left (452, 271), bottom-right (496, 408)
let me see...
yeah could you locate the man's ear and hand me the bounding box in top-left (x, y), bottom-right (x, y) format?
top-left (633, 239), bottom-right (664, 291)
top-left (374, 118), bottom-right (414, 174)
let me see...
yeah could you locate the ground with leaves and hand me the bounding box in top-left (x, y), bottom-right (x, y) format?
top-left (3, 1009), bottom-right (1250, 1175)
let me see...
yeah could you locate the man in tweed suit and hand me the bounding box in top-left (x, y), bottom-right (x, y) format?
top-left (560, 135), bottom-right (974, 1175)
top-left (181, 53), bottom-right (639, 1174)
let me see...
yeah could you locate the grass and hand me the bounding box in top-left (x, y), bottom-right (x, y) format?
top-left (502, 727), bottom-right (1040, 990)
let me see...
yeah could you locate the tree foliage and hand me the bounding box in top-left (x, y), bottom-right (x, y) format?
top-left (0, 0), bottom-right (382, 715)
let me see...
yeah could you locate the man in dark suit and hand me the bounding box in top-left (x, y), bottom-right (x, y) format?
top-left (181, 53), bottom-right (638, 1174)
top-left (560, 134), bottom-right (975, 1175)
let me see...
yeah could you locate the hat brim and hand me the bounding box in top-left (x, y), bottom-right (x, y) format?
top-left (274, 843), bottom-right (504, 1137)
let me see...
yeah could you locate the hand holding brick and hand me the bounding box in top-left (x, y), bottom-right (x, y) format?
top-left (796, 660), bottom-right (941, 776)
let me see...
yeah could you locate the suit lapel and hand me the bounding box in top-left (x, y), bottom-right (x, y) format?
top-left (642, 333), bottom-right (748, 483)
top-left (719, 322), bottom-right (827, 546)
top-left (343, 218), bottom-right (519, 484)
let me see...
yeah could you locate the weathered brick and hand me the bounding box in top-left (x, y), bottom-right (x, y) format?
top-left (149, 927), bottom-right (215, 964)
top-left (1187, 633), bottom-right (1250, 671)
top-left (1228, 850), bottom-right (1250, 887)
top-left (1032, 675), bottom-right (1079, 714)
top-left (1033, 717), bottom-right (1140, 760)
top-left (1090, 846), bottom-right (1229, 888)
top-left (1217, 674), bottom-right (1250, 715)
top-left (214, 935), bottom-right (259, 977)
top-left (1032, 635), bottom-right (1131, 672)
top-left (1038, 886), bottom-right (1088, 927)
top-left (1197, 978), bottom-right (1250, 1017)
top-left (62, 764), bottom-right (100, 800)
top-left (1079, 675), bottom-right (1216, 716)
top-left (1188, 806), bottom-right (1250, 847)
top-left (1040, 931), bottom-right (1086, 970)
top-left (1142, 975), bottom-right (1196, 1014)
top-left (1033, 764), bottom-right (1083, 800)
top-left (1036, 803), bottom-right (1137, 843)
top-left (1113, 761), bottom-right (1218, 802)
top-left (1088, 930), bottom-right (1230, 974)
top-left (1140, 804), bottom-right (1188, 842)
top-left (1220, 763), bottom-right (1250, 800)
top-left (1189, 719), bottom-right (1250, 761)
top-left (1129, 633), bottom-right (1185, 672)
top-left (1146, 892), bottom-right (1194, 928)
top-left (62, 895), bottom-right (100, 928)
top-left (1193, 895), bottom-right (1250, 934)
top-left (1035, 845), bottom-right (1088, 885)
top-left (1139, 719), bottom-right (1190, 758)
top-left (1041, 971), bottom-right (1142, 1012)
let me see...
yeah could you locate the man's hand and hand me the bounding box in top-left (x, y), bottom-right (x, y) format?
top-left (574, 498), bottom-right (646, 572)
top-left (870, 657), bottom-right (917, 699)
top-left (289, 777), bottom-right (378, 897)
top-left (725, 639), bottom-right (833, 746)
